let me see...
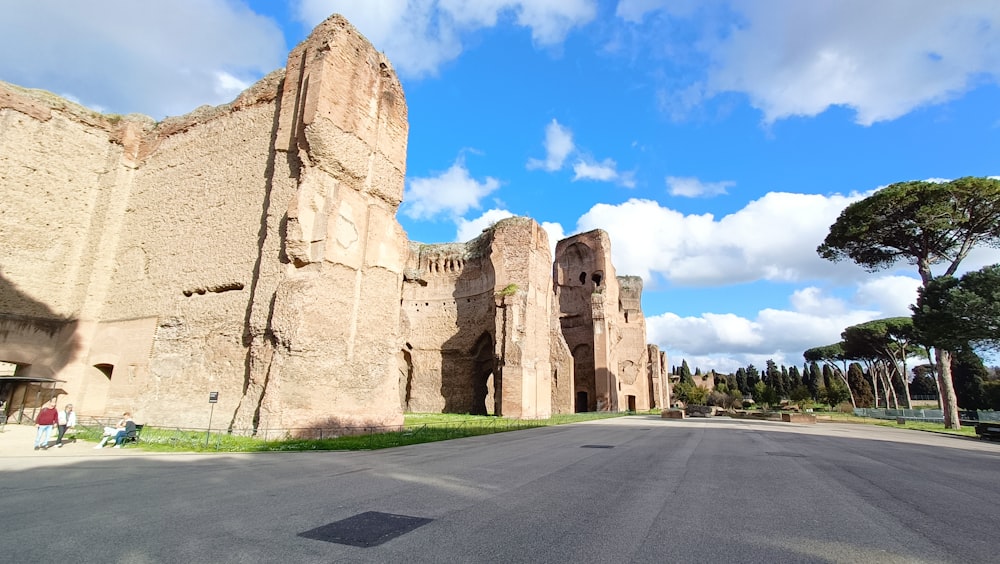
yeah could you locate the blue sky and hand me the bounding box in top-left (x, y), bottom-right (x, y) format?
top-left (3, 1), bottom-right (999, 372)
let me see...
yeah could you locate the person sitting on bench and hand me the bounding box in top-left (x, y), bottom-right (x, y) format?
top-left (113, 413), bottom-right (137, 447)
top-left (94, 413), bottom-right (135, 448)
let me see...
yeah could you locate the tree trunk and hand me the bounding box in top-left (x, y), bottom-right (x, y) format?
top-left (870, 369), bottom-right (880, 408)
top-left (900, 357), bottom-right (912, 409)
top-left (836, 368), bottom-right (856, 408)
top-left (935, 348), bottom-right (961, 429)
top-left (881, 367), bottom-right (898, 409)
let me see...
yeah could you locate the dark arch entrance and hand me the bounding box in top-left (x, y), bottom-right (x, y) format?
top-left (470, 333), bottom-right (496, 416)
top-left (572, 343), bottom-right (595, 412)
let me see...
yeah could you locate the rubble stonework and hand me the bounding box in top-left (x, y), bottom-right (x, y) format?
top-left (554, 231), bottom-right (657, 414)
top-left (399, 218), bottom-right (560, 419)
top-left (0, 14), bottom-right (667, 430)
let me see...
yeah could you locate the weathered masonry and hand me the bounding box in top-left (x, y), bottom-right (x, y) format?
top-left (0, 14), bottom-right (668, 433)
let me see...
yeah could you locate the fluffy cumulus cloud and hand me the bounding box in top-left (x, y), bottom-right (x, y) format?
top-left (527, 119), bottom-right (575, 171)
top-left (0, 0), bottom-right (286, 118)
top-left (402, 158), bottom-right (501, 220)
top-left (575, 191), bottom-right (868, 287)
top-left (298, 0), bottom-right (597, 77)
top-left (647, 285), bottom-right (882, 371)
top-left (540, 221), bottom-right (567, 257)
top-left (852, 275), bottom-right (922, 317)
top-left (666, 176), bottom-right (734, 197)
top-left (629, 0), bottom-right (1000, 124)
top-left (572, 158), bottom-right (635, 187)
top-left (455, 208), bottom-right (515, 242)
top-left (528, 120), bottom-right (635, 186)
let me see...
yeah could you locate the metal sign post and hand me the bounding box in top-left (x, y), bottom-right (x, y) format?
top-left (206, 392), bottom-right (219, 447)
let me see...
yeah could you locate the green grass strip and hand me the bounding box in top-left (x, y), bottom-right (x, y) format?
top-left (74, 411), bottom-right (632, 453)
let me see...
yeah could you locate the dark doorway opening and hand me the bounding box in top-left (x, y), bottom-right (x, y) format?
top-left (627, 395), bottom-right (636, 412)
top-left (575, 391), bottom-right (589, 413)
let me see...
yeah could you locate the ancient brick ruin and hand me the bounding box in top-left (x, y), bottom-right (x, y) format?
top-left (0, 15), bottom-right (668, 433)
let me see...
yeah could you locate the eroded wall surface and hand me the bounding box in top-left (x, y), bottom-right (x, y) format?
top-left (0, 15), bottom-right (409, 432)
top-left (399, 217), bottom-right (557, 419)
top-left (616, 275), bottom-right (651, 411)
top-left (400, 237), bottom-right (497, 414)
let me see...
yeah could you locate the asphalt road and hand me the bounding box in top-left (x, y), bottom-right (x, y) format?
top-left (2, 416), bottom-right (998, 563)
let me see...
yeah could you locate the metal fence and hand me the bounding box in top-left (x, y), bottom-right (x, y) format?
top-left (852, 408), bottom-right (1000, 423)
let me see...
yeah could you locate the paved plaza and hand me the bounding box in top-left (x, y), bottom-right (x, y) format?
top-left (2, 417), bottom-right (998, 563)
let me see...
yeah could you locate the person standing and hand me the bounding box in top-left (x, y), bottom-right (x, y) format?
top-left (34, 398), bottom-right (59, 450)
top-left (55, 403), bottom-right (77, 447)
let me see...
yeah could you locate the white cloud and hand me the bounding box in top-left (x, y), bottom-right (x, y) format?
top-left (299, 0), bottom-right (598, 78)
top-left (510, 0), bottom-right (598, 44)
top-left (666, 176), bottom-right (734, 197)
top-left (0, 0), bottom-right (286, 119)
top-left (455, 209), bottom-right (515, 242)
top-left (573, 158), bottom-right (617, 182)
top-left (527, 119), bottom-right (575, 171)
top-left (572, 158), bottom-right (634, 187)
top-left (648, 307), bottom-right (873, 360)
top-left (402, 158), bottom-right (501, 220)
top-left (575, 191), bottom-right (868, 286)
top-left (853, 275), bottom-right (922, 317)
top-left (647, 286), bottom-right (882, 370)
top-left (213, 71), bottom-right (252, 100)
top-left (633, 1), bottom-right (1000, 125)
top-left (528, 120), bottom-right (635, 186)
top-left (455, 212), bottom-right (565, 257)
top-left (789, 287), bottom-right (848, 316)
top-left (540, 221), bottom-right (566, 258)
top-left (616, 0), bottom-right (700, 23)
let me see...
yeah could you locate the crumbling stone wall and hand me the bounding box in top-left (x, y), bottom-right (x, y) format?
top-left (0, 15), bottom-right (408, 432)
top-left (616, 275), bottom-right (651, 411)
top-left (400, 217), bottom-right (560, 419)
top-left (400, 238), bottom-right (497, 414)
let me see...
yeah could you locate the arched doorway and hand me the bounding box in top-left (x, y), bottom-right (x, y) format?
top-left (77, 363), bottom-right (114, 415)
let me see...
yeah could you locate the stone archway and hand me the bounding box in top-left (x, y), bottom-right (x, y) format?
top-left (76, 363), bottom-right (113, 416)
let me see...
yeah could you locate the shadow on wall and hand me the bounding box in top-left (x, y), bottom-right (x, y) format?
top-left (232, 75), bottom-right (290, 433)
top-left (440, 247), bottom-right (499, 416)
top-left (0, 271), bottom-right (81, 418)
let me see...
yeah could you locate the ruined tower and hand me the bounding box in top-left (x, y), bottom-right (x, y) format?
top-left (554, 230), bottom-right (652, 412)
top-left (0, 15), bottom-right (409, 432)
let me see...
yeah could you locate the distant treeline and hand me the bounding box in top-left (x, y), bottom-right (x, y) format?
top-left (670, 356), bottom-right (1000, 410)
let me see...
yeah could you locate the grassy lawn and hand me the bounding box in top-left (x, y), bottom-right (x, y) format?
top-left (75, 411), bottom-right (631, 453)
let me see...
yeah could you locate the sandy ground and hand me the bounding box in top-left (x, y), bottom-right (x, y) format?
top-left (0, 422), bottom-right (154, 462)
